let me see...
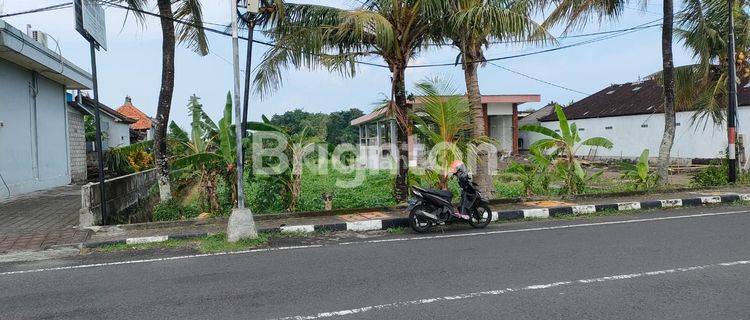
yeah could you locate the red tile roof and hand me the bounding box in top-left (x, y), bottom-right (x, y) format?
top-left (116, 98), bottom-right (153, 130)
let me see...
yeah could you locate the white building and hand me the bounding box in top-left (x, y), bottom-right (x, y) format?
top-left (351, 94), bottom-right (541, 169)
top-left (0, 20), bottom-right (93, 196)
top-left (69, 94), bottom-right (135, 151)
top-left (523, 79), bottom-right (750, 164)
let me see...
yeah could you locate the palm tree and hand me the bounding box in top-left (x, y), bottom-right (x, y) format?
top-left (410, 78), bottom-right (474, 189)
top-left (253, 1), bottom-right (440, 202)
top-left (428, 0), bottom-right (550, 196)
top-left (544, 0), bottom-right (677, 184)
top-left (118, 0), bottom-right (209, 202)
top-left (664, 0), bottom-right (750, 124)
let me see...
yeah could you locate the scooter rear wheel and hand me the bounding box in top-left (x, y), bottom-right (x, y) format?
top-left (468, 204), bottom-right (492, 229)
top-left (409, 204), bottom-right (433, 233)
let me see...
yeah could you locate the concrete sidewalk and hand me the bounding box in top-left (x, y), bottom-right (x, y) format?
top-left (83, 185), bottom-right (750, 246)
top-left (0, 186), bottom-right (87, 253)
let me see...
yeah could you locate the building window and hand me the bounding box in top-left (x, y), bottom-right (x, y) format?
top-left (605, 126), bottom-right (613, 130)
top-left (578, 128), bottom-right (585, 131)
top-left (554, 129), bottom-right (560, 132)
top-left (378, 121), bottom-right (390, 145)
top-left (641, 124), bottom-right (648, 128)
top-left (367, 123), bottom-right (377, 146)
top-left (676, 122), bottom-right (681, 126)
top-left (359, 126), bottom-right (367, 146)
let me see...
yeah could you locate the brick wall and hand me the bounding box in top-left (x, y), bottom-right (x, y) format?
top-left (67, 107), bottom-right (87, 184)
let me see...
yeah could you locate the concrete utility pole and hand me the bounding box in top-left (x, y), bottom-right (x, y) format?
top-left (241, 0), bottom-right (258, 141)
top-left (226, 0), bottom-right (258, 242)
top-left (728, 0), bottom-right (739, 183)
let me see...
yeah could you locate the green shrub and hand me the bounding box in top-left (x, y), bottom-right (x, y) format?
top-left (245, 175), bottom-right (287, 214)
top-left (152, 199), bottom-right (201, 221)
top-left (691, 162), bottom-right (728, 187)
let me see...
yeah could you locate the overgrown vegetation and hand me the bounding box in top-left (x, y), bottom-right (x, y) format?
top-left (519, 105), bottom-right (614, 195)
top-left (152, 199), bottom-right (200, 221)
top-left (620, 149), bottom-right (659, 190)
top-left (691, 161), bottom-right (729, 187)
top-left (104, 140), bottom-right (155, 177)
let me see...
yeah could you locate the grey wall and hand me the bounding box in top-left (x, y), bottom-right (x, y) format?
top-left (80, 169), bottom-right (158, 226)
top-left (67, 106), bottom-right (86, 183)
top-left (0, 58), bottom-right (71, 196)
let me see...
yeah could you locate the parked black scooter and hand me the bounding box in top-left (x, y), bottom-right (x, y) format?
top-left (406, 163), bottom-right (492, 233)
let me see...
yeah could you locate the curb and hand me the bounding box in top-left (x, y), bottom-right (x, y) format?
top-left (83, 193), bottom-right (750, 248)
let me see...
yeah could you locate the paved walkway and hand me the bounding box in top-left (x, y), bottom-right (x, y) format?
top-left (0, 186), bottom-right (87, 253)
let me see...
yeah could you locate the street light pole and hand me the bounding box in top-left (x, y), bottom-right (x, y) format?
top-left (727, 0), bottom-right (739, 183)
top-left (226, 0), bottom-right (258, 242)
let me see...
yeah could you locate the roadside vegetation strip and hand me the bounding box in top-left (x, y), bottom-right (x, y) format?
top-left (269, 259), bottom-right (750, 320)
top-left (81, 193), bottom-right (750, 250)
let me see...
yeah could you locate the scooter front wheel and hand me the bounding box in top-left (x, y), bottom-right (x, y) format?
top-left (468, 204), bottom-right (492, 229)
top-left (409, 205), bottom-right (433, 233)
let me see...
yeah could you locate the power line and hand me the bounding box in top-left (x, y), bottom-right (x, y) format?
top-left (409, 18), bottom-right (662, 68)
top-left (100, 1), bottom-right (390, 68)
top-left (0, 2), bottom-right (71, 18)
top-left (4, 2), bottom-right (663, 71)
top-left (488, 61), bottom-right (590, 95)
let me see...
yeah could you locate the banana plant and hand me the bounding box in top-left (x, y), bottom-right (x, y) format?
top-left (620, 149), bottom-right (659, 190)
top-left (520, 104), bottom-right (613, 194)
top-left (247, 117), bottom-right (319, 212)
top-left (506, 145), bottom-right (553, 196)
top-left (172, 93), bottom-right (239, 211)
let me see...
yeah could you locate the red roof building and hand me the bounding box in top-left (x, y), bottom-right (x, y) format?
top-left (116, 96), bottom-right (152, 130)
top-left (116, 96), bottom-right (154, 142)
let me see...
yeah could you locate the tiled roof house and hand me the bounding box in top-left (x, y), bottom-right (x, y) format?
top-left (116, 96), bottom-right (154, 142)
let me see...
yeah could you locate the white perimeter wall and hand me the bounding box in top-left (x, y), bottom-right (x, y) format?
top-left (522, 107), bottom-right (750, 160)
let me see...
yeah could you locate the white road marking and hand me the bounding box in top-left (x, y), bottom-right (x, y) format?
top-left (339, 209), bottom-right (750, 245)
top-left (0, 245), bottom-right (323, 276)
top-left (1, 209), bottom-right (748, 277)
top-left (269, 259), bottom-right (750, 320)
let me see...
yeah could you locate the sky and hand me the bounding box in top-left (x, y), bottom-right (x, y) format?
top-left (0, 0), bottom-right (696, 129)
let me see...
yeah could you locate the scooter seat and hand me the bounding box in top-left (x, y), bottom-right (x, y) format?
top-left (414, 186), bottom-right (453, 201)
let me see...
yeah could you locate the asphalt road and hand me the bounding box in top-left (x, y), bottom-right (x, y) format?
top-left (1, 205), bottom-right (750, 319)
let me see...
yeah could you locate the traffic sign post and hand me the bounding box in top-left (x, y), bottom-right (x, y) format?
top-left (75, 0), bottom-right (109, 223)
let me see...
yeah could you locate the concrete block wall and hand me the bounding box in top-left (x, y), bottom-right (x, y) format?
top-left (80, 169), bottom-right (158, 226)
top-left (67, 106), bottom-right (87, 184)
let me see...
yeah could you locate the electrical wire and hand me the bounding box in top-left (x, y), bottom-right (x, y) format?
top-left (0, 172), bottom-right (9, 199)
top-left (0, 2), bottom-right (72, 18)
top-left (409, 19), bottom-right (661, 68)
top-left (488, 61), bottom-right (590, 95)
top-left (3, 1), bottom-right (662, 71)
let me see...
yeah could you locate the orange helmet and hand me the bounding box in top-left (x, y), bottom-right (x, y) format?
top-left (449, 160), bottom-right (464, 174)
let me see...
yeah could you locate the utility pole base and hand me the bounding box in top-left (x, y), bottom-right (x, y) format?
top-left (227, 208), bottom-right (258, 242)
